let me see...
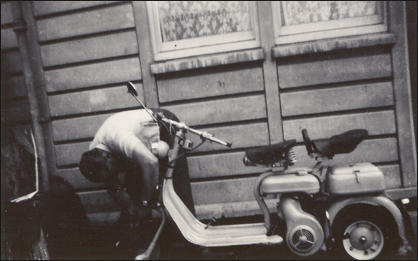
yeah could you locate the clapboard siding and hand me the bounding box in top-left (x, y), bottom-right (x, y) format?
top-left (49, 84), bottom-right (143, 117)
top-left (1, 28), bottom-right (18, 50)
top-left (188, 138), bottom-right (398, 180)
top-left (37, 3), bottom-right (135, 42)
top-left (281, 82), bottom-right (394, 117)
top-left (277, 53), bottom-right (392, 88)
top-left (187, 151), bottom-right (267, 180)
top-left (40, 31), bottom-right (138, 67)
top-left (55, 141), bottom-right (90, 167)
top-left (188, 122), bottom-right (269, 153)
top-left (44, 57), bottom-right (141, 92)
top-left (55, 142), bottom-right (267, 175)
top-left (157, 66), bottom-right (264, 103)
top-left (162, 94), bottom-right (267, 127)
top-left (53, 121), bottom-right (269, 167)
top-left (52, 108), bottom-right (149, 142)
top-left (52, 114), bottom-right (112, 142)
top-left (33, 1), bottom-right (118, 16)
top-left (51, 105), bottom-right (264, 144)
top-left (283, 110), bottom-right (397, 141)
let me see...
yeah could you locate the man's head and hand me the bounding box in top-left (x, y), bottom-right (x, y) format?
top-left (79, 148), bottom-right (117, 183)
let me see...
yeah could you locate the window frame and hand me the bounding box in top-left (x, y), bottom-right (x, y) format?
top-left (272, 1), bottom-right (388, 45)
top-left (146, 1), bottom-right (260, 61)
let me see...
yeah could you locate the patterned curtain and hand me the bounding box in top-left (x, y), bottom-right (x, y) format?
top-left (281, 1), bottom-right (378, 26)
top-left (157, 1), bottom-right (253, 42)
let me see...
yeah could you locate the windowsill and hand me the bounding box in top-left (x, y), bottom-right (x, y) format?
top-left (272, 33), bottom-right (396, 58)
top-left (150, 48), bottom-right (265, 75)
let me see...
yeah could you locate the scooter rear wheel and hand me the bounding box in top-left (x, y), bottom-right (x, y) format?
top-left (340, 220), bottom-right (384, 260)
top-left (333, 209), bottom-right (396, 260)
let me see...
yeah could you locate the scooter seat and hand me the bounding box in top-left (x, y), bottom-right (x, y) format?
top-left (312, 129), bottom-right (368, 158)
top-left (245, 140), bottom-right (296, 165)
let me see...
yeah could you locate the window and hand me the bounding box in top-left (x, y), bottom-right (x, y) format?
top-left (273, 1), bottom-right (387, 45)
top-left (147, 1), bottom-right (260, 61)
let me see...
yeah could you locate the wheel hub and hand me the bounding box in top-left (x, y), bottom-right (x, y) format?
top-left (349, 225), bottom-right (375, 250)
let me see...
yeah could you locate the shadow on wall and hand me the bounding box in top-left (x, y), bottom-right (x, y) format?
top-left (406, 1), bottom-right (417, 146)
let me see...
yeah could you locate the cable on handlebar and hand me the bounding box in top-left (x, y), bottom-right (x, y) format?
top-left (168, 137), bottom-right (206, 165)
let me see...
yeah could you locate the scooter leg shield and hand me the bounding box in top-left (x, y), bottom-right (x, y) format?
top-left (280, 197), bottom-right (324, 257)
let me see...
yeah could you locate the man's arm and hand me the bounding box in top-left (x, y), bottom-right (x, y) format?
top-left (115, 133), bottom-right (160, 205)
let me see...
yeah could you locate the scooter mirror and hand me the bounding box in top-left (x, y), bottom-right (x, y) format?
top-left (127, 81), bottom-right (138, 96)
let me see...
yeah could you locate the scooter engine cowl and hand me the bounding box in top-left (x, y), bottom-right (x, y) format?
top-left (280, 197), bottom-right (324, 257)
top-left (261, 174), bottom-right (320, 195)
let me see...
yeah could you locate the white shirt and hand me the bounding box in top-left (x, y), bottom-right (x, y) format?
top-left (89, 110), bottom-right (160, 160)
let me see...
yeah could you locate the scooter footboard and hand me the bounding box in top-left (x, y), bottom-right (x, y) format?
top-left (162, 179), bottom-right (283, 247)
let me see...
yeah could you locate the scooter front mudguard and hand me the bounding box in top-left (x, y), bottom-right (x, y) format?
top-left (162, 179), bottom-right (283, 247)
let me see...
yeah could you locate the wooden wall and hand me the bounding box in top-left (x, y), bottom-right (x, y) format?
top-left (277, 48), bottom-right (401, 187)
top-left (3, 1), bottom-right (415, 225)
top-left (158, 62), bottom-right (273, 218)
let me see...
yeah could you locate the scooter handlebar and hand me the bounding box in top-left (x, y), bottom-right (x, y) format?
top-left (198, 131), bottom-right (232, 148)
top-left (158, 116), bottom-right (232, 147)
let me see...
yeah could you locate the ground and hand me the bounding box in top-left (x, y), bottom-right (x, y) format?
top-left (73, 214), bottom-right (416, 260)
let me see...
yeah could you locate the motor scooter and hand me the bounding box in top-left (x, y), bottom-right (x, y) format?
top-left (125, 82), bottom-right (413, 260)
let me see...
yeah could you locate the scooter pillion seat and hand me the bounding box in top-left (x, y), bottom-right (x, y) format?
top-left (245, 140), bottom-right (296, 165)
top-left (312, 129), bottom-right (368, 158)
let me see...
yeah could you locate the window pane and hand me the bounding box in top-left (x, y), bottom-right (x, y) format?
top-left (158, 1), bottom-right (253, 42)
top-left (281, 1), bottom-right (378, 26)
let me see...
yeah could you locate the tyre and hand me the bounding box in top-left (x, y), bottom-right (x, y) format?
top-left (333, 207), bottom-right (397, 260)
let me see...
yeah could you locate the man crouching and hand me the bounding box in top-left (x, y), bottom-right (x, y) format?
top-left (78, 108), bottom-right (195, 257)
